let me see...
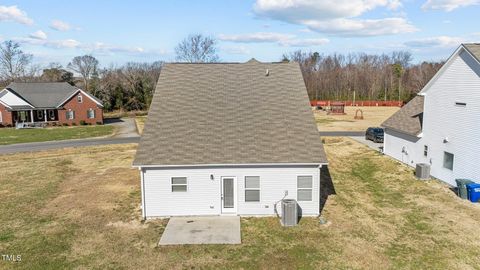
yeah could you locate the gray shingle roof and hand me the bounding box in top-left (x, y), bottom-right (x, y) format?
top-left (381, 95), bottom-right (424, 136)
top-left (463, 43), bottom-right (480, 63)
top-left (6, 82), bottom-right (80, 108)
top-left (133, 60), bottom-right (327, 166)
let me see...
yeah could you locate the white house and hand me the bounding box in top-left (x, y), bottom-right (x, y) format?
top-left (382, 43), bottom-right (480, 186)
top-left (133, 59), bottom-right (328, 219)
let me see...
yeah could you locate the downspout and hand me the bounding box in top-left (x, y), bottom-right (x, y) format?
top-left (140, 167), bottom-right (146, 220)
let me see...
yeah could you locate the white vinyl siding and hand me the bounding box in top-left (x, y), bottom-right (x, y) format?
top-left (297, 176), bottom-right (313, 201)
top-left (66, 110), bottom-right (75, 120)
top-left (142, 166), bottom-right (321, 218)
top-left (87, 108), bottom-right (95, 119)
top-left (171, 177), bottom-right (187, 192)
top-left (384, 49), bottom-right (480, 186)
top-left (244, 176), bottom-right (260, 202)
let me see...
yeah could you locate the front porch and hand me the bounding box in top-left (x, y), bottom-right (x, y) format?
top-left (12, 109), bottom-right (59, 128)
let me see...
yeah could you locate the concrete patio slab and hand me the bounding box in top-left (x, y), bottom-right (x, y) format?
top-left (159, 216), bottom-right (241, 245)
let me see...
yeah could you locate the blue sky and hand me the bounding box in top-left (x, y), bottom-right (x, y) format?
top-left (0, 0), bottom-right (479, 67)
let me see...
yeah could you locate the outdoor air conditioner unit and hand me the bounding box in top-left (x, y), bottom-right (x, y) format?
top-left (281, 199), bottom-right (298, 227)
top-left (416, 163), bottom-right (431, 180)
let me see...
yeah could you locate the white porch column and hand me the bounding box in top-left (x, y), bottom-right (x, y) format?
top-left (30, 110), bottom-right (34, 123)
top-left (44, 109), bottom-right (47, 122)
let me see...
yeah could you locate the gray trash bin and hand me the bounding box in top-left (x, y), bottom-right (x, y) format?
top-left (456, 179), bottom-right (475, 199)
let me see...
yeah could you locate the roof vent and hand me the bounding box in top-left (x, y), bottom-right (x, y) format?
top-left (265, 69), bottom-right (270, 76)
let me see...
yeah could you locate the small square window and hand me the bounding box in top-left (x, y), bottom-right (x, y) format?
top-left (171, 177), bottom-right (187, 192)
top-left (443, 152), bottom-right (454, 170)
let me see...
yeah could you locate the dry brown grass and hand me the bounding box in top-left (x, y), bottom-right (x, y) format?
top-left (315, 106), bottom-right (399, 131)
top-left (1, 139), bottom-right (480, 269)
top-left (135, 116), bottom-right (146, 135)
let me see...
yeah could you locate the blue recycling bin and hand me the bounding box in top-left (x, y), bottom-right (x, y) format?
top-left (466, 183), bottom-right (480, 203)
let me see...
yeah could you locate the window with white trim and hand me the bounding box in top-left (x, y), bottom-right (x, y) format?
top-left (0, 111), bottom-right (2, 123)
top-left (87, 108), bottom-right (95, 119)
top-left (171, 177), bottom-right (187, 192)
top-left (66, 110), bottom-right (75, 120)
top-left (443, 152), bottom-right (454, 170)
top-left (297, 176), bottom-right (313, 201)
top-left (36, 110), bottom-right (43, 119)
top-left (245, 176), bottom-right (260, 202)
top-left (77, 95), bottom-right (83, 103)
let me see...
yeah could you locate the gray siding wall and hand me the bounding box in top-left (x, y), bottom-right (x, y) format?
top-left (141, 165), bottom-right (321, 218)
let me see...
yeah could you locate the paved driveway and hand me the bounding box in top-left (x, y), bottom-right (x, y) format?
top-left (350, 136), bottom-right (384, 152)
top-left (105, 117), bottom-right (139, 138)
top-left (159, 216), bottom-right (241, 245)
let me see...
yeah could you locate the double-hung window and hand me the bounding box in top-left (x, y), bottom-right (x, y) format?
top-left (424, 145), bottom-right (428, 157)
top-left (297, 176), bottom-right (313, 201)
top-left (87, 108), bottom-right (95, 119)
top-left (245, 176), bottom-right (260, 202)
top-left (77, 95), bottom-right (83, 103)
top-left (66, 110), bottom-right (75, 120)
top-left (171, 177), bottom-right (187, 192)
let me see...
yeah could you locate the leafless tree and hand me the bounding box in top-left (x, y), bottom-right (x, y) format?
top-left (283, 50), bottom-right (443, 102)
top-left (67, 55), bottom-right (99, 91)
top-left (175, 34), bottom-right (219, 63)
top-left (0, 40), bottom-right (33, 82)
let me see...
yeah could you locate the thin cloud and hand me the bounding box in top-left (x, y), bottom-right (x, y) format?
top-left (0, 5), bottom-right (33, 25)
top-left (219, 32), bottom-right (295, 43)
top-left (50, 20), bottom-right (71, 31)
top-left (29, 30), bottom-right (47, 40)
top-left (422, 0), bottom-right (480, 11)
top-left (218, 32), bottom-right (329, 47)
top-left (404, 36), bottom-right (464, 48)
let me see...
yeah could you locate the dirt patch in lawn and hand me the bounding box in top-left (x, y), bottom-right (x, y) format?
top-left (315, 106), bottom-right (399, 131)
top-left (1, 139), bottom-right (480, 269)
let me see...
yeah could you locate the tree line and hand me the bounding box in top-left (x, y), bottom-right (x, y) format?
top-left (282, 50), bottom-right (444, 102)
top-left (0, 36), bottom-right (444, 112)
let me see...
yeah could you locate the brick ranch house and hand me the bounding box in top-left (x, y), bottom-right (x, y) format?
top-left (0, 82), bottom-right (103, 127)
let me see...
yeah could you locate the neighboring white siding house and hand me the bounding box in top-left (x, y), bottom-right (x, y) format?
top-left (383, 44), bottom-right (480, 186)
top-left (133, 60), bottom-right (328, 219)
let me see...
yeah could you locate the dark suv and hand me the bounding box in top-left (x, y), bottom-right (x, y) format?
top-left (365, 127), bottom-right (384, 143)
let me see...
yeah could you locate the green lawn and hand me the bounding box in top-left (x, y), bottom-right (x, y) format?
top-left (1, 139), bottom-right (480, 269)
top-left (0, 125), bottom-right (115, 145)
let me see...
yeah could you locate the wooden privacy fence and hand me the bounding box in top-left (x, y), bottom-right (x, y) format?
top-left (311, 100), bottom-right (404, 107)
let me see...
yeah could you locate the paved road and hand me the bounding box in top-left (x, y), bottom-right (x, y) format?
top-left (0, 128), bottom-right (367, 155)
top-left (0, 137), bottom-right (140, 154)
top-left (319, 131), bottom-right (365, 137)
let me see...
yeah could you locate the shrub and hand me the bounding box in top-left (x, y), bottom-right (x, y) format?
top-left (79, 120), bottom-right (87, 126)
top-left (63, 123), bottom-right (69, 126)
top-left (96, 121), bottom-right (103, 125)
top-left (71, 122), bottom-right (77, 126)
